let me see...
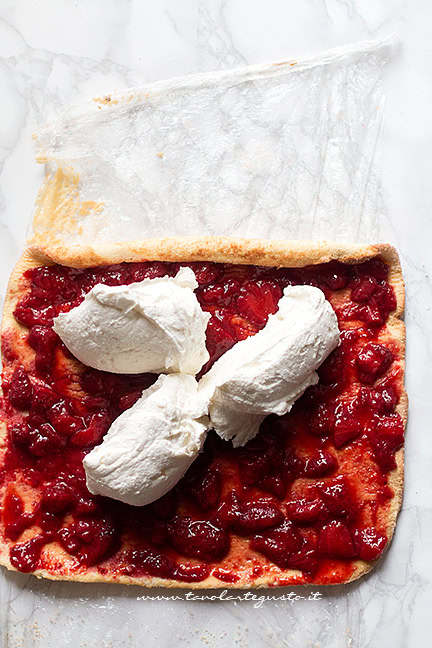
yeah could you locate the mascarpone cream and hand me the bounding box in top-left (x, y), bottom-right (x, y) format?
top-left (83, 373), bottom-right (209, 506)
top-left (53, 267), bottom-right (210, 375)
top-left (199, 285), bottom-right (340, 447)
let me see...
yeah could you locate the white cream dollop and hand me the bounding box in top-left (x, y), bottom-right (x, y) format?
top-left (83, 373), bottom-right (209, 506)
top-left (199, 285), bottom-right (340, 447)
top-left (53, 267), bottom-right (210, 375)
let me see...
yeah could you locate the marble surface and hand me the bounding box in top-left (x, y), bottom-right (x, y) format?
top-left (0, 1), bottom-right (431, 647)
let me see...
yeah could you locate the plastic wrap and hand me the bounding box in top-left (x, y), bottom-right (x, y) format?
top-left (32, 38), bottom-right (395, 252)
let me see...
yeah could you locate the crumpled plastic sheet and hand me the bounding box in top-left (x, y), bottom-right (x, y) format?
top-left (33, 37), bottom-right (396, 248)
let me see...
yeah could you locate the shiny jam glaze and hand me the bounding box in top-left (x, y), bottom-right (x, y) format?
top-left (0, 258), bottom-right (403, 583)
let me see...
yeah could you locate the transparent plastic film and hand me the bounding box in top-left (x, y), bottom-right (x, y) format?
top-left (31, 37), bottom-right (396, 256)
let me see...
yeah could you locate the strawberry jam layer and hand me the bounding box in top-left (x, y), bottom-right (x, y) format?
top-left (0, 258), bottom-right (403, 583)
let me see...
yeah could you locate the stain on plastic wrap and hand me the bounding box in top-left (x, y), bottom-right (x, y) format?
top-left (32, 38), bottom-right (396, 251)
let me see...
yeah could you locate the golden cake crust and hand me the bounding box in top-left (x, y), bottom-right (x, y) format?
top-left (0, 240), bottom-right (406, 588)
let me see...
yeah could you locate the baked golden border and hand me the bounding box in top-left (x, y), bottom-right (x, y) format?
top-left (32, 236), bottom-right (401, 275)
top-left (0, 240), bottom-right (406, 588)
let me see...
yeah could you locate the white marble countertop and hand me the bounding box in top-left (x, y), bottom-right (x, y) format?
top-left (0, 1), bottom-right (431, 647)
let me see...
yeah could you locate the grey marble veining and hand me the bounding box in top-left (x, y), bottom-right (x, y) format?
top-left (0, 1), bottom-right (431, 647)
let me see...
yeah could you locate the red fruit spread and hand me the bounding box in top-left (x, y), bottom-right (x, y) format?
top-left (0, 257), bottom-right (404, 585)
